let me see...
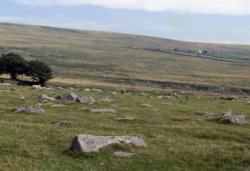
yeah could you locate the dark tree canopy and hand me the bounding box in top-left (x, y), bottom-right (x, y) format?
top-left (0, 53), bottom-right (53, 86)
top-left (27, 60), bottom-right (53, 86)
top-left (0, 53), bottom-right (28, 80)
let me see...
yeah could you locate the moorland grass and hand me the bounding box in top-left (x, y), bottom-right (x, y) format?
top-left (0, 23), bottom-right (250, 90)
top-left (0, 84), bottom-right (249, 171)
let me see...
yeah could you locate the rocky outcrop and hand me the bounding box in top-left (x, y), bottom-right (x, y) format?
top-left (69, 134), bottom-right (147, 152)
top-left (16, 104), bottom-right (45, 114)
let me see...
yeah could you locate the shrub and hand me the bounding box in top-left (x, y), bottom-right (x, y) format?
top-left (27, 60), bottom-right (53, 86)
top-left (0, 53), bottom-right (28, 80)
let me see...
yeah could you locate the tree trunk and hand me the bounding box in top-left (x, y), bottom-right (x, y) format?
top-left (10, 73), bottom-right (17, 80)
top-left (39, 79), bottom-right (46, 87)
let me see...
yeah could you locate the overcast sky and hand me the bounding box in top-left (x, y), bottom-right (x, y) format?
top-left (1, 0), bottom-right (250, 44)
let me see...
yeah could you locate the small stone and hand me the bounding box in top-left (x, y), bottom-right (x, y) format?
top-left (114, 151), bottom-right (134, 158)
top-left (39, 94), bottom-right (56, 101)
top-left (142, 104), bottom-right (152, 108)
top-left (31, 85), bottom-right (41, 89)
top-left (17, 95), bottom-right (25, 100)
top-left (55, 120), bottom-right (71, 126)
top-left (110, 91), bottom-right (117, 95)
top-left (247, 101), bottom-right (250, 105)
top-left (16, 104), bottom-right (45, 114)
top-left (77, 96), bottom-right (96, 104)
top-left (158, 95), bottom-right (177, 100)
top-left (31, 85), bottom-right (54, 91)
top-left (56, 93), bottom-right (79, 102)
top-left (84, 88), bottom-right (91, 92)
top-left (90, 108), bottom-right (117, 113)
top-left (98, 97), bottom-right (113, 103)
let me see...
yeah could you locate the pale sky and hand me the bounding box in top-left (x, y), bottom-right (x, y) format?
top-left (1, 0), bottom-right (250, 44)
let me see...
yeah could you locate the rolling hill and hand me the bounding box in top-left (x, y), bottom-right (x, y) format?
top-left (0, 23), bottom-right (250, 92)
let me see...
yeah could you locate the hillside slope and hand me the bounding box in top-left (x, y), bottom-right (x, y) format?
top-left (0, 23), bottom-right (250, 90)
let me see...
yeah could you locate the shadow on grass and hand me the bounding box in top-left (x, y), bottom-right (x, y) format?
top-left (0, 78), bottom-right (43, 86)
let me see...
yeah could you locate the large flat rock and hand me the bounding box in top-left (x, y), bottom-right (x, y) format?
top-left (69, 134), bottom-right (147, 153)
top-left (219, 110), bottom-right (247, 125)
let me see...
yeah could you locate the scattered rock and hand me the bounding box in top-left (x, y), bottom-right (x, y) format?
top-left (115, 117), bottom-right (135, 121)
top-left (56, 93), bottom-right (79, 102)
top-left (55, 120), bottom-right (71, 126)
top-left (51, 104), bottom-right (65, 107)
top-left (157, 95), bottom-right (177, 100)
top-left (39, 94), bottom-right (56, 101)
top-left (16, 104), bottom-right (45, 114)
top-left (84, 88), bottom-right (91, 92)
top-left (17, 95), bottom-right (25, 100)
top-left (98, 97), bottom-right (113, 103)
top-left (219, 109), bottom-right (247, 125)
top-left (57, 87), bottom-right (64, 90)
top-left (91, 88), bottom-right (103, 93)
top-left (110, 91), bottom-right (117, 95)
top-left (31, 85), bottom-right (54, 91)
top-left (114, 151), bottom-right (135, 158)
top-left (142, 104), bottom-right (152, 108)
top-left (120, 89), bottom-right (127, 94)
top-left (76, 96), bottom-right (96, 104)
top-left (247, 101), bottom-right (250, 105)
top-left (69, 134), bottom-right (147, 152)
top-left (90, 108), bottom-right (117, 113)
top-left (32, 85), bottom-right (41, 89)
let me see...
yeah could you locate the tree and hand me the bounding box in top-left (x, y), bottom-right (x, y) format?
top-left (27, 60), bottom-right (53, 86)
top-left (0, 53), bottom-right (28, 80)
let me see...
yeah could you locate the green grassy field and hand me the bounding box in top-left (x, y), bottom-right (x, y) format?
top-left (0, 84), bottom-right (249, 171)
top-left (0, 23), bottom-right (250, 171)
